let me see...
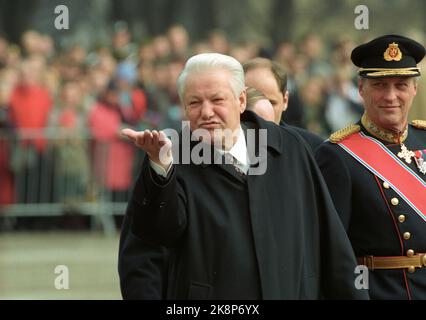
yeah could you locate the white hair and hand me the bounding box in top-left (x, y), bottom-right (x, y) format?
top-left (177, 53), bottom-right (245, 102)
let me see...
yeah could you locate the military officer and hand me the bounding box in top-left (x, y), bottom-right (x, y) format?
top-left (316, 34), bottom-right (426, 299)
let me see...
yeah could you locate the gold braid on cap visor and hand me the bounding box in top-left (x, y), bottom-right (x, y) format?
top-left (358, 67), bottom-right (420, 77)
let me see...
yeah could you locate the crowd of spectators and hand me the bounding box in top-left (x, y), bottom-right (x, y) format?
top-left (0, 22), bottom-right (365, 208)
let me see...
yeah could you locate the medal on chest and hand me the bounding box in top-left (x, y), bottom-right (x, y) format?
top-left (414, 150), bottom-right (426, 174)
top-left (398, 144), bottom-right (426, 174)
top-left (397, 143), bottom-right (415, 164)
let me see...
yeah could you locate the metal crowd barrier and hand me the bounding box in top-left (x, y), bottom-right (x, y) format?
top-left (0, 128), bottom-right (139, 236)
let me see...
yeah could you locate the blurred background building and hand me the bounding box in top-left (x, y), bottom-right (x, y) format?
top-left (0, 0), bottom-right (425, 299)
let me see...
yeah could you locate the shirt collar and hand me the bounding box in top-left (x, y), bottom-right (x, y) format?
top-left (215, 126), bottom-right (249, 168)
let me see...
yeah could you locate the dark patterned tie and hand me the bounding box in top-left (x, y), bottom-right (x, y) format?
top-left (225, 153), bottom-right (246, 176)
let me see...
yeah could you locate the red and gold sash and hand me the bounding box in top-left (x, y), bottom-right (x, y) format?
top-left (338, 132), bottom-right (426, 221)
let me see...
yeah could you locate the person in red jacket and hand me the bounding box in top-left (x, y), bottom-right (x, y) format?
top-left (89, 72), bottom-right (147, 203)
top-left (9, 56), bottom-right (52, 203)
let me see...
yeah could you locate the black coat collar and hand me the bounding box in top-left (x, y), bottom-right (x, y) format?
top-left (241, 110), bottom-right (283, 155)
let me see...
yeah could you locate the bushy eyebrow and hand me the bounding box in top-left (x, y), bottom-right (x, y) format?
top-left (211, 93), bottom-right (225, 99)
top-left (187, 96), bottom-right (200, 102)
top-left (396, 79), bottom-right (410, 84)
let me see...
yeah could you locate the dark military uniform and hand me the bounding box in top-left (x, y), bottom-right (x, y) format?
top-left (316, 117), bottom-right (426, 299)
top-left (315, 34), bottom-right (426, 299)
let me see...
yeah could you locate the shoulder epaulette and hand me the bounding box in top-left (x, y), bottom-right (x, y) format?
top-left (329, 124), bottom-right (361, 144)
top-left (411, 120), bottom-right (426, 130)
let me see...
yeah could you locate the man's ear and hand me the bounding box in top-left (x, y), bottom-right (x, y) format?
top-left (239, 89), bottom-right (247, 113)
top-left (413, 78), bottom-right (418, 97)
top-left (358, 78), bottom-right (364, 97)
top-left (282, 90), bottom-right (289, 112)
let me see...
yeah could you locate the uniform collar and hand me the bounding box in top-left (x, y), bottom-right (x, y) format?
top-left (361, 113), bottom-right (408, 144)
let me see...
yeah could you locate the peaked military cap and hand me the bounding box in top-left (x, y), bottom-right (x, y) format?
top-left (351, 34), bottom-right (426, 78)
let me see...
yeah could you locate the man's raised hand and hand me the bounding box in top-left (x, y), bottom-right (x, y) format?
top-left (121, 128), bottom-right (173, 170)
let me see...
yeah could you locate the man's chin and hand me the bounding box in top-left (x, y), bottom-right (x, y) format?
top-left (199, 133), bottom-right (231, 149)
top-left (191, 127), bottom-right (239, 150)
top-left (199, 133), bottom-right (215, 144)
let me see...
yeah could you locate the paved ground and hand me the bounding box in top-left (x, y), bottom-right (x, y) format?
top-left (0, 231), bottom-right (122, 299)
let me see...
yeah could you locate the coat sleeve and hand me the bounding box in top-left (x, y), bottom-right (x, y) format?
top-left (283, 130), bottom-right (368, 299)
top-left (315, 142), bottom-right (353, 230)
top-left (118, 212), bottom-right (170, 300)
top-left (129, 156), bottom-right (188, 247)
top-left (308, 149), bottom-right (369, 299)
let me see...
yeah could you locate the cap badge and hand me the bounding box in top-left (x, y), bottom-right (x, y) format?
top-left (384, 42), bottom-right (402, 61)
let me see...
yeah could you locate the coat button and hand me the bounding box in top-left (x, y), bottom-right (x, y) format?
top-left (403, 232), bottom-right (411, 240)
top-left (407, 266), bottom-right (416, 273)
top-left (159, 201), bottom-right (166, 208)
top-left (398, 215), bottom-right (406, 223)
top-left (391, 198), bottom-right (399, 206)
top-left (407, 249), bottom-right (415, 257)
top-left (142, 198), bottom-right (148, 205)
top-left (383, 181), bottom-right (390, 189)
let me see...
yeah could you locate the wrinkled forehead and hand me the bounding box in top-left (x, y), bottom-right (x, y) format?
top-left (362, 76), bottom-right (417, 84)
top-left (184, 69), bottom-right (234, 95)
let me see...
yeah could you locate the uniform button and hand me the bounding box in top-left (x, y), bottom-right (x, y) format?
top-left (142, 198), bottom-right (148, 205)
top-left (403, 232), bottom-right (411, 240)
top-left (383, 182), bottom-right (390, 189)
top-left (159, 201), bottom-right (166, 208)
top-left (407, 266), bottom-right (416, 273)
top-left (391, 198), bottom-right (399, 206)
top-left (407, 249), bottom-right (415, 257)
top-left (398, 215), bottom-right (406, 223)
top-left (422, 255), bottom-right (426, 267)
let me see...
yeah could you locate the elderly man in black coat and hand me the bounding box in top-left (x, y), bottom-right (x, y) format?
top-left (119, 53), bottom-right (368, 299)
